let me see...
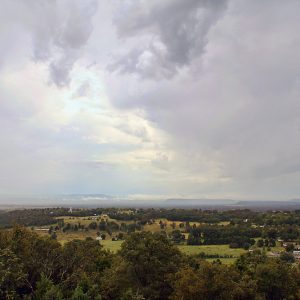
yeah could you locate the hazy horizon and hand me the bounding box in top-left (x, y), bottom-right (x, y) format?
top-left (1, 0), bottom-right (300, 201)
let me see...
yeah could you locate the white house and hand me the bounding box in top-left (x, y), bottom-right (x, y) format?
top-left (293, 251), bottom-right (300, 259)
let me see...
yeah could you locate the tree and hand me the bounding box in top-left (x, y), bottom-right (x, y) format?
top-left (1, 226), bottom-right (62, 293)
top-left (243, 242), bottom-right (251, 250)
top-left (35, 274), bottom-right (63, 300)
top-left (71, 286), bottom-right (89, 300)
top-left (119, 232), bottom-right (184, 300)
top-left (60, 238), bottom-right (112, 292)
top-left (268, 238), bottom-right (276, 247)
top-left (0, 248), bottom-right (27, 299)
top-left (235, 250), bottom-right (267, 273)
top-left (120, 289), bottom-right (145, 300)
top-left (286, 243), bottom-right (295, 252)
top-left (51, 232), bottom-right (57, 240)
top-left (257, 239), bottom-right (264, 247)
top-left (254, 260), bottom-right (300, 299)
top-left (48, 226), bottom-right (53, 234)
top-left (171, 263), bottom-right (257, 300)
top-left (171, 230), bottom-right (184, 243)
top-left (118, 232), bottom-right (124, 240)
top-left (88, 222), bottom-right (98, 230)
top-left (99, 220), bottom-right (106, 231)
top-left (280, 252), bottom-right (295, 263)
top-left (100, 256), bottom-right (134, 299)
top-left (266, 229), bottom-right (278, 239)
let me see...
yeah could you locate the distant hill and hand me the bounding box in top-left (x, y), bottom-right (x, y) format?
top-left (1, 194), bottom-right (300, 210)
top-left (234, 200), bottom-right (300, 209)
top-left (290, 199), bottom-right (300, 202)
top-left (164, 198), bottom-right (236, 207)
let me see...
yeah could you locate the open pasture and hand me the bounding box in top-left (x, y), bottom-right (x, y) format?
top-left (178, 244), bottom-right (246, 256)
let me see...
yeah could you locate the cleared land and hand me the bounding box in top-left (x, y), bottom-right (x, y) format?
top-left (33, 215), bottom-right (284, 265)
top-left (178, 244), bottom-right (246, 256)
top-left (100, 241), bottom-right (245, 264)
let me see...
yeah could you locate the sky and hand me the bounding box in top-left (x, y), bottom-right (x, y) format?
top-left (0, 0), bottom-right (300, 200)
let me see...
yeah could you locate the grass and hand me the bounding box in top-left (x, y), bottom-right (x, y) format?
top-left (57, 216), bottom-right (229, 235)
top-left (177, 244), bottom-right (246, 257)
top-left (35, 229), bottom-right (100, 244)
top-left (56, 216), bottom-right (103, 226)
top-left (37, 227), bottom-right (283, 265)
top-left (218, 221), bottom-right (231, 226)
top-left (100, 239), bottom-right (123, 252)
top-left (177, 244), bottom-right (247, 265)
top-left (35, 229), bottom-right (245, 264)
top-left (99, 242), bottom-right (244, 265)
top-left (34, 216), bottom-right (275, 265)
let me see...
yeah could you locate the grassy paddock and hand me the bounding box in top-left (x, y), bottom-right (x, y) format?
top-left (99, 241), bottom-right (247, 260)
top-left (100, 239), bottom-right (123, 252)
top-left (100, 241), bottom-right (244, 265)
top-left (35, 229), bottom-right (245, 264)
top-left (177, 244), bottom-right (246, 257)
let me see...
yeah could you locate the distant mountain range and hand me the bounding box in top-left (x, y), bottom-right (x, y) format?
top-left (234, 199), bottom-right (300, 208)
top-left (1, 195), bottom-right (300, 210)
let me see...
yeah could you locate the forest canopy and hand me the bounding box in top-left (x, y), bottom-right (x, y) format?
top-left (1, 225), bottom-right (300, 300)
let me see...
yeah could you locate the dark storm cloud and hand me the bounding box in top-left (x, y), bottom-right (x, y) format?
top-left (110, 0), bottom-right (228, 78)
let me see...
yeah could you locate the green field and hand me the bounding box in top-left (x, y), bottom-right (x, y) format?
top-left (101, 239), bottom-right (123, 252)
top-left (177, 244), bottom-right (246, 256)
top-left (34, 215), bottom-right (284, 266)
top-left (99, 240), bottom-right (245, 265)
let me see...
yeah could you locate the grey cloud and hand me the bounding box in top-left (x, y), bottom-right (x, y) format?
top-left (111, 0), bottom-right (228, 78)
top-left (49, 53), bottom-right (77, 88)
top-left (109, 43), bottom-right (176, 79)
top-left (107, 0), bottom-right (300, 197)
top-left (73, 81), bottom-right (91, 98)
top-left (0, 0), bottom-right (98, 87)
top-left (2, 0), bottom-right (300, 198)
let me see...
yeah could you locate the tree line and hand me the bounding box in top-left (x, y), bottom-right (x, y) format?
top-left (1, 226), bottom-right (300, 299)
top-left (2, 208), bottom-right (300, 229)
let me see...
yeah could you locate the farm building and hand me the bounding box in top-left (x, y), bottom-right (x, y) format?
top-left (293, 251), bottom-right (300, 260)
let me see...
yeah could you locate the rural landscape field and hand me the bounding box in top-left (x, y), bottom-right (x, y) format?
top-left (1, 206), bottom-right (300, 299)
top-left (35, 213), bottom-right (249, 264)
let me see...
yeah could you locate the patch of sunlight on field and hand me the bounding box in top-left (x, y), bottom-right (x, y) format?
top-left (56, 231), bottom-right (99, 244)
top-left (100, 240), bottom-right (123, 252)
top-left (270, 245), bottom-right (284, 252)
top-left (218, 221), bottom-right (230, 226)
top-left (57, 216), bottom-right (101, 225)
top-left (98, 241), bottom-right (246, 258)
top-left (177, 244), bottom-right (246, 257)
top-left (59, 215), bottom-right (136, 226)
top-left (99, 241), bottom-right (243, 264)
